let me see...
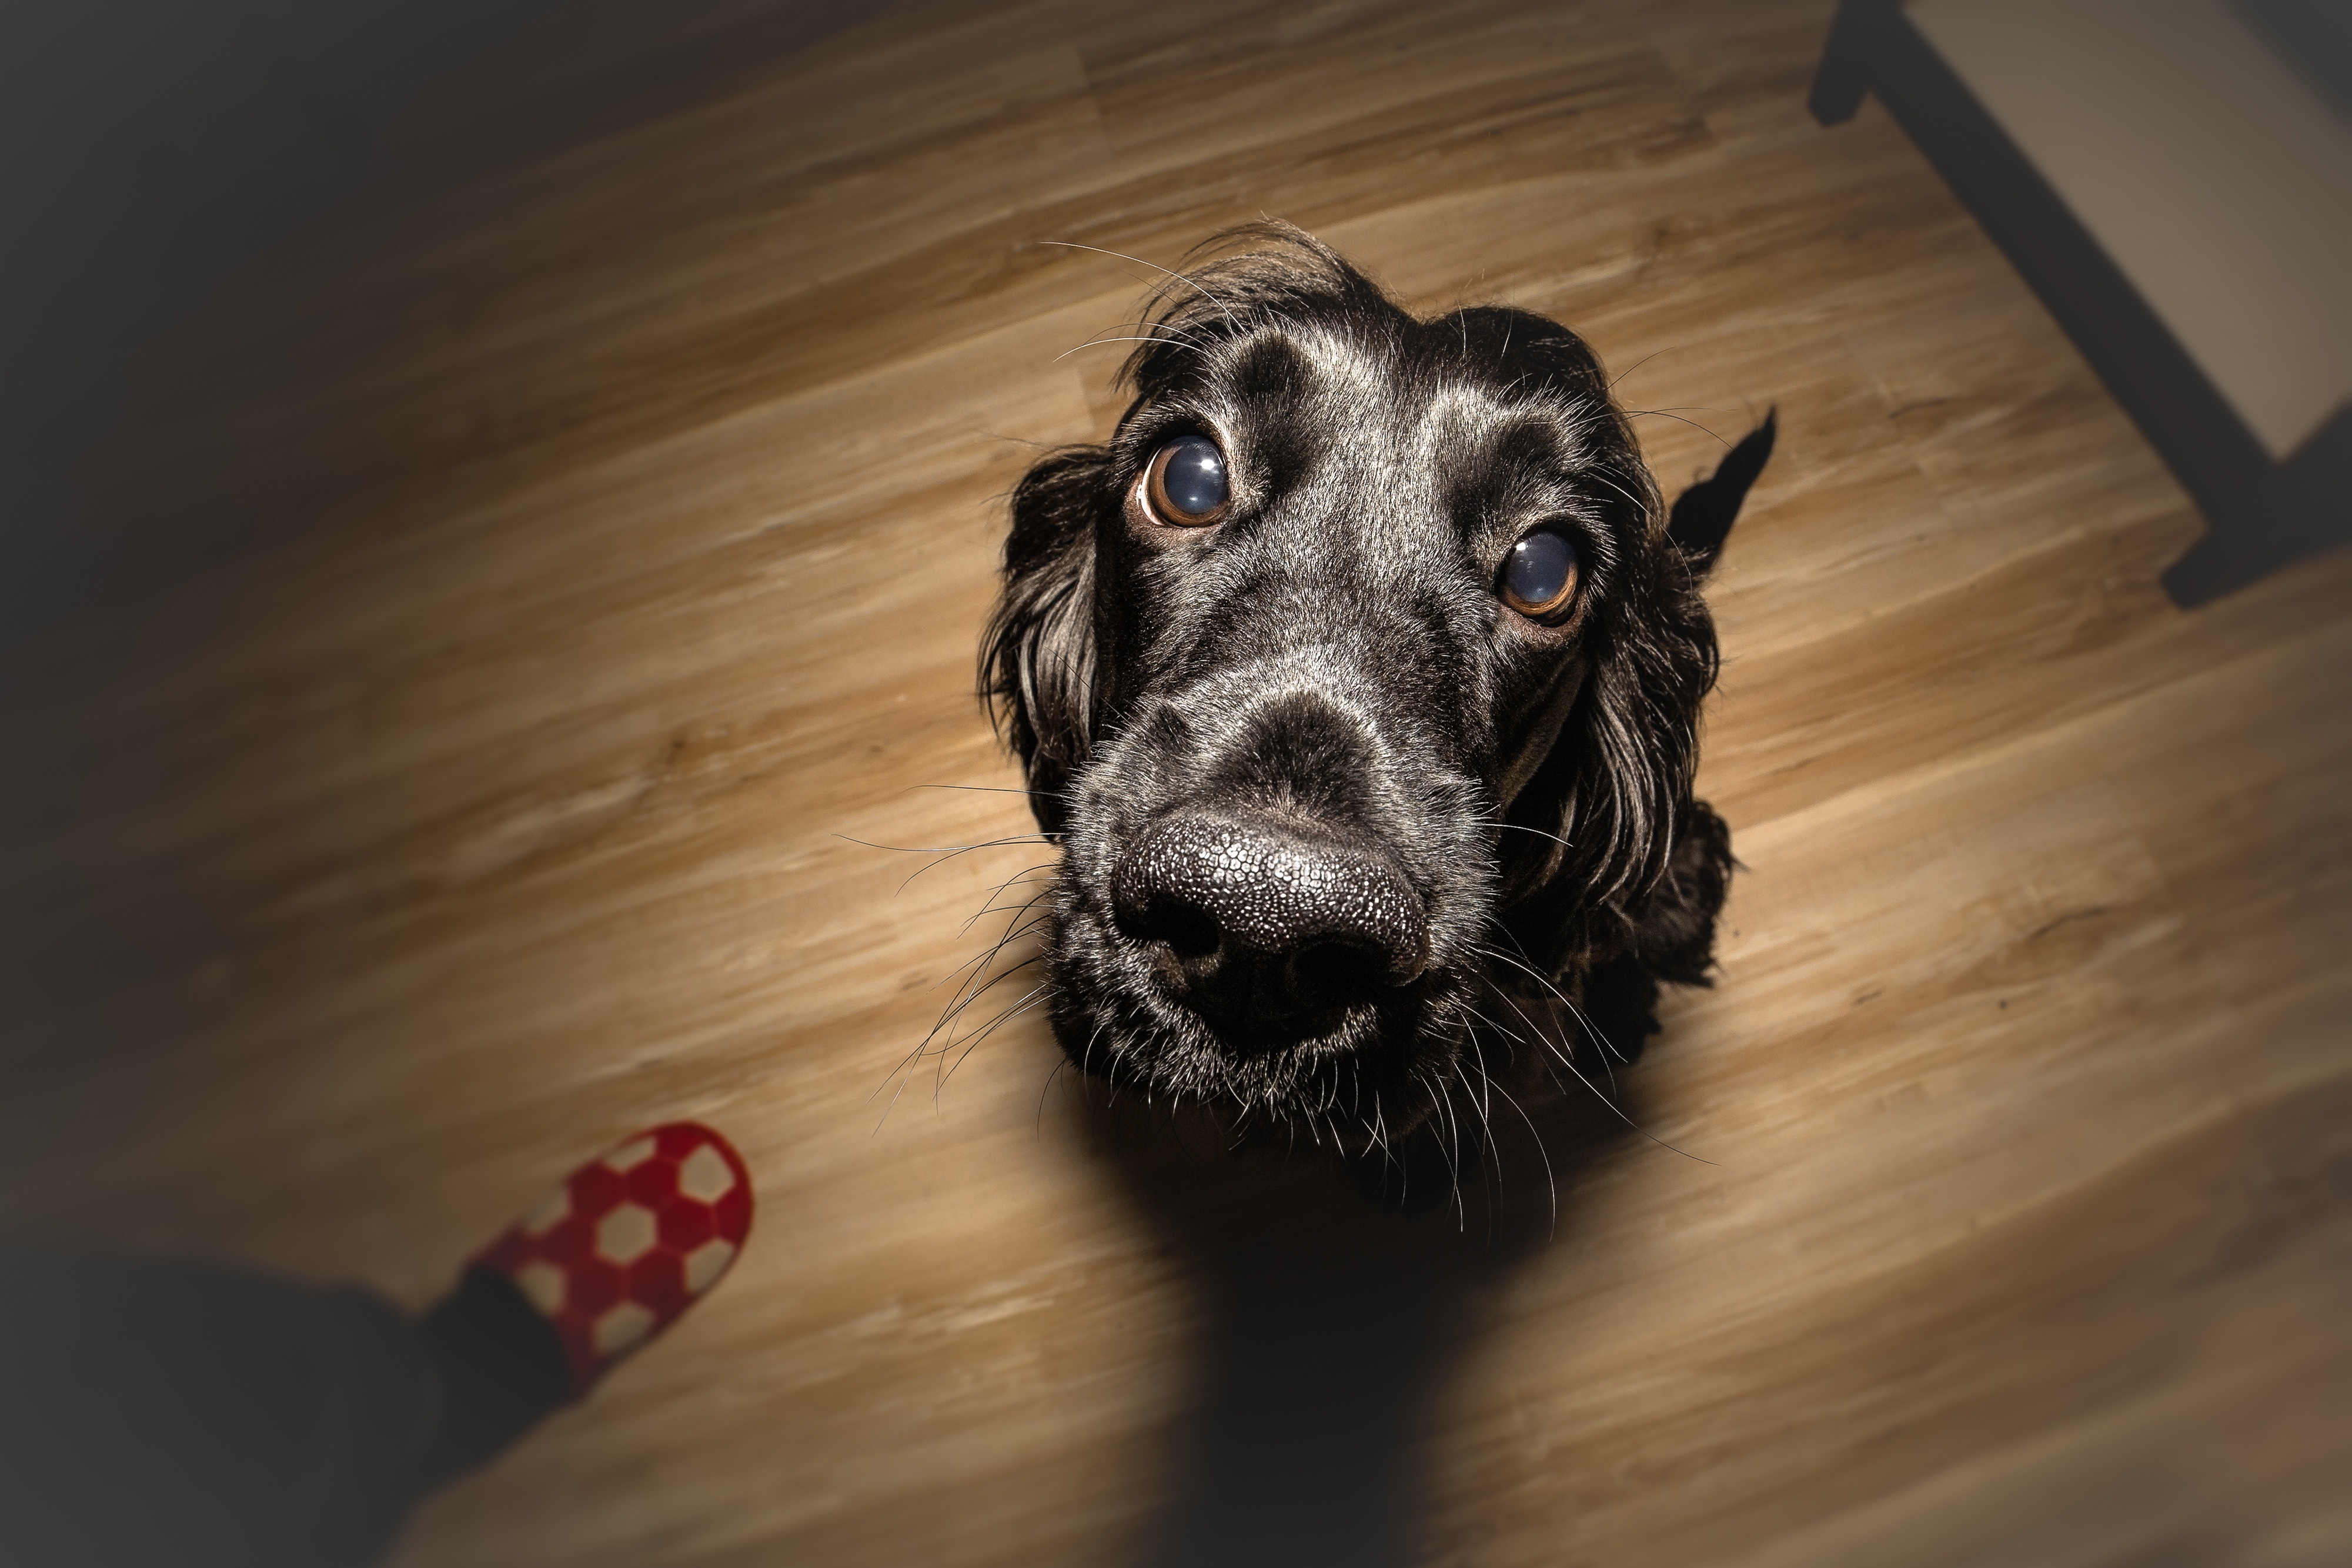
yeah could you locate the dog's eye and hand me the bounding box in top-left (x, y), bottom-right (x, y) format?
top-left (1499, 529), bottom-right (1579, 618)
top-left (1143, 436), bottom-right (1230, 526)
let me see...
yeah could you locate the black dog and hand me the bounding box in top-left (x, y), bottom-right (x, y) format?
top-left (983, 225), bottom-right (1772, 1158)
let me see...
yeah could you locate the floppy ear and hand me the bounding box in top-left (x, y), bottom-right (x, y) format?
top-left (1666, 409), bottom-right (1776, 576)
top-left (980, 444), bottom-right (1112, 838)
top-left (1499, 466), bottom-right (1723, 974)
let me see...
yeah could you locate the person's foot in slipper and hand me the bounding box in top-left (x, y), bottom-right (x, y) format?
top-left (410, 1122), bottom-right (754, 1487)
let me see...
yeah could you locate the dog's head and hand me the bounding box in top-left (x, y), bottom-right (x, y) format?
top-left (984, 225), bottom-right (1769, 1145)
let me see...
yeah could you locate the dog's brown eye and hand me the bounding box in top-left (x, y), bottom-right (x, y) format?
top-left (1144, 436), bottom-right (1229, 526)
top-left (1500, 529), bottom-right (1579, 618)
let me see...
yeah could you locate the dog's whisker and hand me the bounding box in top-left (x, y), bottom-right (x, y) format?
top-left (1035, 1056), bottom-right (1069, 1136)
top-left (1077, 310), bottom-right (1214, 346)
top-left (1486, 1069), bottom-right (1558, 1241)
top-left (1102, 1035), bottom-right (1128, 1108)
top-left (923, 961), bottom-right (1038, 1057)
top-left (1408, 1069), bottom-right (1449, 1196)
top-left (928, 940), bottom-right (1045, 1044)
top-left (927, 952), bottom-right (1045, 1049)
top-left (1048, 312), bottom-right (1218, 363)
top-left (870, 1064), bottom-right (923, 1134)
top-left (835, 831), bottom-right (1055, 897)
top-left (1094, 312), bottom-right (1217, 352)
top-left (1607, 343), bottom-right (1687, 390)
top-left (1461, 1031), bottom-right (1506, 1223)
top-left (934, 991), bottom-right (1051, 1106)
top-left (1040, 240), bottom-right (1243, 332)
top-left (981, 857), bottom-right (1060, 890)
top-left (959, 890), bottom-right (1054, 927)
top-left (933, 899), bottom-right (1048, 996)
top-left (1579, 463), bottom-right (1655, 518)
top-left (1462, 991), bottom-right (1595, 1110)
top-left (936, 968), bottom-right (1049, 1067)
top-left (1462, 1019), bottom-right (1496, 1127)
top-left (837, 832), bottom-right (1053, 854)
top-left (893, 843), bottom-right (1034, 894)
top-left (1483, 980), bottom-right (1603, 1096)
top-left (956, 870), bottom-right (1051, 928)
top-left (1485, 985), bottom-right (1713, 1165)
top-left (1460, 999), bottom-right (1538, 1067)
top-left (906, 783), bottom-right (1064, 798)
top-left (953, 871), bottom-right (1055, 938)
top-left (1475, 939), bottom-right (1633, 1073)
top-left (883, 950), bottom-right (1031, 1094)
top-left (1442, 1069), bottom-right (1473, 1230)
top-left (1509, 974), bottom-right (1626, 1087)
top-left (1623, 407), bottom-right (1734, 449)
top-left (964, 873), bottom-right (1057, 907)
top-left (914, 908), bottom-right (1049, 1074)
top-left (1562, 994), bottom-right (1626, 1077)
top-left (1051, 334), bottom-right (1204, 365)
top-left (1475, 819), bottom-right (1576, 852)
top-left (1472, 941), bottom-right (1576, 1017)
top-left (871, 973), bottom-right (985, 1126)
top-left (1425, 1066), bottom-right (1468, 1228)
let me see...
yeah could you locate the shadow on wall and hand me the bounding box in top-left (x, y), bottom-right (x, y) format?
top-left (1077, 1081), bottom-right (1655, 1567)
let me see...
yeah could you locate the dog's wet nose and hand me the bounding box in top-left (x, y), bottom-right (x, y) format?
top-left (1110, 813), bottom-right (1429, 1040)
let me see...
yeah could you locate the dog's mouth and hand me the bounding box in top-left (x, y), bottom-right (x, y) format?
top-left (1043, 805), bottom-right (1486, 1144)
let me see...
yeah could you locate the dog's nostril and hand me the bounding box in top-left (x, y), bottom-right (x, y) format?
top-left (1151, 901), bottom-right (1221, 961)
top-left (1110, 813), bottom-right (1430, 1037)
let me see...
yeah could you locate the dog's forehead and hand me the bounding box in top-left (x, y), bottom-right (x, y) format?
top-left (1211, 321), bottom-right (1608, 518)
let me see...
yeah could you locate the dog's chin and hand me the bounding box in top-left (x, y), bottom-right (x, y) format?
top-left (1045, 931), bottom-right (1472, 1148)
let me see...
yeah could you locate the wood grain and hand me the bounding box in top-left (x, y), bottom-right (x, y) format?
top-left (2, 1), bottom-right (2345, 1563)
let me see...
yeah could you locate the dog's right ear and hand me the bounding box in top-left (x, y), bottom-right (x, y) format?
top-left (1666, 409), bottom-right (1776, 577)
top-left (980, 444), bottom-right (1111, 838)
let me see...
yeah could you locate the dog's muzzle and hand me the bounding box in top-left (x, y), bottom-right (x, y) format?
top-left (1108, 811), bottom-right (1430, 1049)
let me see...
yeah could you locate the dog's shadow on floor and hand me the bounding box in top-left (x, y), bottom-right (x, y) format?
top-left (1075, 1076), bottom-right (1655, 1568)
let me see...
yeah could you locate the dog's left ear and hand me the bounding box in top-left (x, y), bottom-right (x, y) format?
top-left (1666, 409), bottom-right (1776, 577)
top-left (980, 444), bottom-right (1112, 838)
top-left (1499, 411), bottom-right (1771, 971)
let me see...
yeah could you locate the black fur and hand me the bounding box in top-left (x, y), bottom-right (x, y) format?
top-left (982, 225), bottom-right (1771, 1151)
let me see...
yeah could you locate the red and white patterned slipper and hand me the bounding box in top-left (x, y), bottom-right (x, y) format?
top-left (469, 1122), bottom-right (753, 1396)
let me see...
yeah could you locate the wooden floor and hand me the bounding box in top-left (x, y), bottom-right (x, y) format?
top-left (4, 1), bottom-right (2347, 1563)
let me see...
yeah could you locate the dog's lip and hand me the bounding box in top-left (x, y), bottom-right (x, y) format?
top-left (1068, 891), bottom-right (1466, 1058)
top-left (1052, 932), bottom-right (1474, 1133)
